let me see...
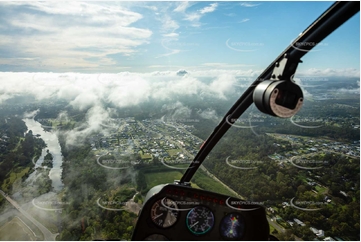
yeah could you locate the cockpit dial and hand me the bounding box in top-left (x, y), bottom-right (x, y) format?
top-left (186, 206), bottom-right (215, 235)
top-left (220, 213), bottom-right (245, 240)
top-left (150, 197), bottom-right (179, 228)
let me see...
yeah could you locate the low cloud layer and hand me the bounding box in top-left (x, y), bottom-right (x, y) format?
top-left (0, 69), bottom-right (358, 146)
top-left (0, 71), bottom-right (247, 146)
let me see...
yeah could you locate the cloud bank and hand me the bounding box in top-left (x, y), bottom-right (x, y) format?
top-left (0, 68), bottom-right (357, 146)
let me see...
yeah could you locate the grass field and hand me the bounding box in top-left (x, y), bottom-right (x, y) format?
top-left (192, 169), bottom-right (236, 197)
top-left (140, 153), bottom-right (152, 159)
top-left (269, 223), bottom-right (276, 234)
top-left (144, 170), bottom-right (202, 190)
top-left (0, 217), bottom-right (36, 241)
top-left (27, 206), bottom-right (59, 233)
top-left (49, 119), bottom-right (76, 128)
top-left (145, 170), bottom-right (183, 189)
top-left (143, 167), bottom-right (235, 197)
top-left (1, 167), bottom-right (31, 191)
top-left (315, 185), bottom-right (327, 194)
top-left (166, 149), bottom-right (182, 157)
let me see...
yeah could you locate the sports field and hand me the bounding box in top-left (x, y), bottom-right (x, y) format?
top-left (0, 217), bottom-right (37, 241)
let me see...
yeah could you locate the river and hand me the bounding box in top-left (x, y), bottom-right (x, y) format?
top-left (23, 118), bottom-right (64, 192)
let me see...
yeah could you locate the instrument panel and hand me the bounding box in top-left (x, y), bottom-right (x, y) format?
top-left (131, 184), bottom-right (269, 240)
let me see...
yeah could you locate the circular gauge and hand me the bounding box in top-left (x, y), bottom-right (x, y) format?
top-left (220, 213), bottom-right (245, 240)
top-left (186, 206), bottom-right (214, 235)
top-left (144, 234), bottom-right (168, 240)
top-left (150, 197), bottom-right (179, 228)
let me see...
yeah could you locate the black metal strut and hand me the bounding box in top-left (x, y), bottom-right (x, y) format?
top-left (180, 1), bottom-right (359, 184)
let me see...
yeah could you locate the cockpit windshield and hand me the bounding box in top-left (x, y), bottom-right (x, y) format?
top-left (0, 1), bottom-right (359, 241)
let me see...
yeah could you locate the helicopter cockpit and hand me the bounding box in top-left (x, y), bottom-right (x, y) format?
top-left (131, 2), bottom-right (359, 240)
top-left (0, 1), bottom-right (358, 241)
top-left (132, 183), bottom-right (269, 240)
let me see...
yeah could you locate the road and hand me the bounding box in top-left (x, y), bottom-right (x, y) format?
top-left (0, 190), bottom-right (59, 241)
top-left (137, 119), bottom-right (245, 199)
top-left (137, 120), bottom-right (292, 237)
top-left (163, 123), bottom-right (301, 238)
top-left (267, 218), bottom-right (303, 240)
top-left (268, 217), bottom-right (286, 233)
top-left (125, 191), bottom-right (141, 215)
top-left (164, 135), bottom-right (244, 199)
top-left (162, 122), bottom-right (248, 200)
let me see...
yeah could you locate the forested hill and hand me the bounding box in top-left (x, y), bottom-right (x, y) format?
top-left (57, 133), bottom-right (137, 240)
top-left (203, 128), bottom-right (360, 240)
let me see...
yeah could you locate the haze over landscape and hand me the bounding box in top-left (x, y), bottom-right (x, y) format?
top-left (0, 1), bottom-right (359, 241)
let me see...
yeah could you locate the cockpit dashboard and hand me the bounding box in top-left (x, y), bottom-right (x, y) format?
top-left (131, 184), bottom-right (269, 240)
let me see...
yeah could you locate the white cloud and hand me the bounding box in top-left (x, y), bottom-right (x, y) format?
top-left (0, 68), bottom-right (357, 110)
top-left (161, 101), bottom-right (192, 120)
top-left (144, 5), bottom-right (158, 11)
top-left (0, 2), bottom-right (152, 71)
top-left (198, 108), bottom-right (220, 121)
top-left (337, 88), bottom-right (360, 94)
top-left (184, 13), bottom-right (202, 22)
top-left (292, 77), bottom-right (313, 99)
top-left (69, 92), bottom-right (99, 111)
top-left (0, 71), bottom-right (237, 106)
top-left (239, 18), bottom-right (250, 23)
top-left (161, 15), bottom-right (180, 32)
top-left (209, 73), bottom-right (238, 99)
top-left (174, 2), bottom-right (190, 13)
top-left (240, 2), bottom-right (260, 8)
top-left (23, 109), bottom-right (40, 119)
top-left (184, 3), bottom-right (219, 27)
top-left (0, 93), bottom-right (13, 104)
top-left (199, 3), bottom-right (218, 14)
top-left (162, 33), bottom-right (179, 38)
top-left (62, 105), bottom-right (110, 147)
top-left (106, 76), bottom-right (151, 108)
top-left (0, 68), bottom-right (357, 145)
top-left (298, 68), bottom-right (360, 77)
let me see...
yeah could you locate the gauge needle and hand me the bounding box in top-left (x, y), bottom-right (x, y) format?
top-left (153, 213), bottom-right (163, 219)
top-left (189, 221), bottom-right (199, 229)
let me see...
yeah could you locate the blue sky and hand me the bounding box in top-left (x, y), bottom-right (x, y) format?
top-left (0, 1), bottom-right (359, 74)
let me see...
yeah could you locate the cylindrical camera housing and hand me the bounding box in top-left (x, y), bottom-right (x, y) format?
top-left (253, 80), bottom-right (303, 118)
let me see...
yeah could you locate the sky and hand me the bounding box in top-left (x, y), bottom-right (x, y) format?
top-left (0, 1), bottom-right (359, 74)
